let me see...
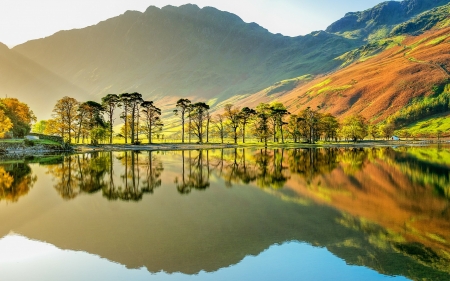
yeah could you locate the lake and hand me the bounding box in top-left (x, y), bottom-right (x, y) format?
top-left (0, 147), bottom-right (449, 280)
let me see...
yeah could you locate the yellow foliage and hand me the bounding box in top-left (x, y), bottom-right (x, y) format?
top-left (0, 109), bottom-right (13, 138)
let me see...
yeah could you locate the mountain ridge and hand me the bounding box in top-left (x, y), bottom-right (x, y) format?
top-left (8, 0), bottom-right (450, 121)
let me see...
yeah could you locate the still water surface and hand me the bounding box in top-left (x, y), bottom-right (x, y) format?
top-left (0, 147), bottom-right (449, 280)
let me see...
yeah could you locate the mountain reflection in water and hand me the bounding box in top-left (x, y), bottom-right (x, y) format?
top-left (0, 147), bottom-right (449, 280)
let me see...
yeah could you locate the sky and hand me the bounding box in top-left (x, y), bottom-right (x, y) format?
top-left (0, 0), bottom-right (393, 47)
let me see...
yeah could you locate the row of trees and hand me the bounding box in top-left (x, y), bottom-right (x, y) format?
top-left (43, 93), bottom-right (163, 144)
top-left (38, 94), bottom-right (401, 144)
top-left (174, 99), bottom-right (378, 144)
top-left (0, 98), bottom-right (36, 138)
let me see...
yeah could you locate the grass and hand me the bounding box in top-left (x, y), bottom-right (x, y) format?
top-left (308, 78), bottom-right (332, 91)
top-left (398, 112), bottom-right (450, 137)
top-left (0, 139), bottom-right (62, 146)
top-left (265, 75), bottom-right (313, 96)
top-left (426, 34), bottom-right (450, 46)
top-left (317, 85), bottom-right (353, 95)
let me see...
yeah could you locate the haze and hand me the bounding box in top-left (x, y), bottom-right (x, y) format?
top-left (1, 0), bottom-right (392, 47)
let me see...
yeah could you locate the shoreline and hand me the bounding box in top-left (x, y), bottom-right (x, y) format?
top-left (74, 140), bottom-right (448, 153)
top-left (1, 140), bottom-right (447, 158)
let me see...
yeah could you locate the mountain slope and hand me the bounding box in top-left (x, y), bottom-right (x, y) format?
top-left (227, 26), bottom-right (450, 123)
top-left (0, 43), bottom-right (88, 118)
top-left (326, 0), bottom-right (450, 41)
top-left (12, 4), bottom-right (358, 112)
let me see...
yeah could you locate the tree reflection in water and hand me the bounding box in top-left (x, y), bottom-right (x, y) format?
top-left (175, 150), bottom-right (210, 194)
top-left (47, 151), bottom-right (163, 201)
top-left (0, 163), bottom-right (36, 202)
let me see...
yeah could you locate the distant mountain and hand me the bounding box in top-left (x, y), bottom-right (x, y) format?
top-left (0, 43), bottom-right (88, 118)
top-left (326, 0), bottom-right (450, 41)
top-left (13, 4), bottom-right (358, 118)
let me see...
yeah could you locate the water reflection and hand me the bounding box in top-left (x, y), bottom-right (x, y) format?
top-left (46, 151), bottom-right (163, 201)
top-left (1, 146), bottom-right (450, 280)
top-left (175, 150), bottom-right (210, 194)
top-left (0, 162), bottom-right (36, 202)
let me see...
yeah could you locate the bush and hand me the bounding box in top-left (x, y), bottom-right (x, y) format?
top-left (24, 139), bottom-right (35, 146)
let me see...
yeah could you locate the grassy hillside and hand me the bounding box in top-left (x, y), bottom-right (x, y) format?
top-left (223, 22), bottom-right (450, 125)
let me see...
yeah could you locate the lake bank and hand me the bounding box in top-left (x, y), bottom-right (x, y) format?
top-left (74, 140), bottom-right (448, 153)
top-left (0, 140), bottom-right (71, 157)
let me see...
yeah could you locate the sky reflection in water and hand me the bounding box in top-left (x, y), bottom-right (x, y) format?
top-left (0, 235), bottom-right (407, 281)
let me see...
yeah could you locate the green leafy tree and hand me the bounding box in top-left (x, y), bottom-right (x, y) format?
top-left (239, 107), bottom-right (256, 143)
top-left (254, 103), bottom-right (272, 145)
top-left (341, 114), bottom-right (368, 142)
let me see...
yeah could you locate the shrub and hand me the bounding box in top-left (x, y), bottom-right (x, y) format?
top-left (24, 139), bottom-right (35, 146)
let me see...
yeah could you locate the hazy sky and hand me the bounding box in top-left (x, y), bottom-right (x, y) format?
top-left (0, 0), bottom-right (393, 47)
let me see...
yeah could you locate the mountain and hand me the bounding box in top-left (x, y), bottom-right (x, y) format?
top-left (12, 4), bottom-right (358, 119)
top-left (228, 25), bottom-right (450, 123)
top-left (9, 0), bottom-right (450, 122)
top-left (326, 0), bottom-right (450, 41)
top-left (0, 43), bottom-right (89, 118)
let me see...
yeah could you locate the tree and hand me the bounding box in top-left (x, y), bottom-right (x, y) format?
top-left (174, 99), bottom-right (191, 143)
top-left (0, 98), bottom-right (36, 138)
top-left (270, 103), bottom-right (289, 143)
top-left (90, 127), bottom-right (108, 144)
top-left (119, 93), bottom-right (132, 144)
top-left (44, 119), bottom-right (64, 137)
top-left (52, 96), bottom-right (79, 142)
top-left (76, 101), bottom-right (105, 144)
top-left (213, 114), bottom-right (226, 144)
top-left (190, 102), bottom-right (210, 143)
top-left (297, 107), bottom-right (321, 144)
top-left (0, 109), bottom-right (13, 138)
top-left (341, 114), bottom-right (368, 142)
top-left (224, 104), bottom-right (240, 144)
top-left (380, 123), bottom-right (395, 140)
top-left (32, 120), bottom-right (47, 134)
top-left (254, 103), bottom-right (272, 145)
top-left (368, 124), bottom-right (379, 140)
top-left (129, 92), bottom-right (143, 143)
top-left (102, 94), bottom-right (121, 144)
top-left (321, 113), bottom-right (339, 142)
top-left (141, 101), bottom-right (163, 144)
top-left (287, 114), bottom-right (301, 143)
top-left (239, 107), bottom-right (256, 143)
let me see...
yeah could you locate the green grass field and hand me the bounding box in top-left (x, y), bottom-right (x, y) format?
top-left (398, 112), bottom-right (450, 137)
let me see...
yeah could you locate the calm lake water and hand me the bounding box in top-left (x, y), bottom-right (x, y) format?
top-left (0, 147), bottom-right (449, 280)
